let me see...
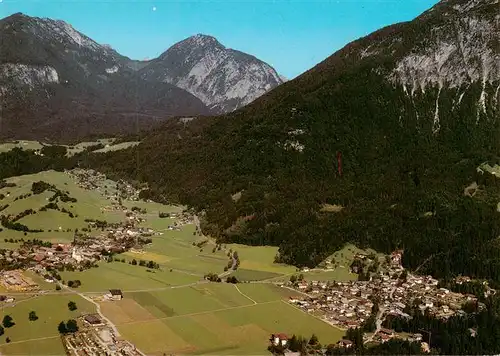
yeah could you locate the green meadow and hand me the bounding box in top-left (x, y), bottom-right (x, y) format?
top-left (107, 283), bottom-right (343, 355)
top-left (93, 141), bottom-right (140, 153)
top-left (0, 168), bottom-right (352, 355)
top-left (0, 141), bottom-right (44, 153)
top-left (0, 138), bottom-right (118, 157)
top-left (0, 294), bottom-right (95, 355)
top-left (0, 170), bottom-right (127, 243)
top-left (60, 260), bottom-right (201, 292)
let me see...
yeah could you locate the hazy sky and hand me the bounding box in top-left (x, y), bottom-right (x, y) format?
top-left (1, 0), bottom-right (438, 78)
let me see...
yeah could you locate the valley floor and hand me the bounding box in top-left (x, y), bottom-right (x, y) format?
top-left (0, 169), bottom-right (350, 355)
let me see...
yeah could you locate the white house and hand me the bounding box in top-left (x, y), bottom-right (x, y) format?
top-left (271, 333), bottom-right (289, 347)
top-left (107, 289), bottom-right (123, 301)
top-left (337, 340), bottom-right (353, 348)
top-left (71, 248), bottom-right (83, 263)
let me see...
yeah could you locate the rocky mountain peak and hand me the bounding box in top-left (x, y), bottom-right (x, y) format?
top-left (158, 34), bottom-right (224, 62)
top-left (142, 34), bottom-right (285, 113)
top-left (2, 13), bottom-right (100, 51)
top-left (185, 34), bottom-right (222, 47)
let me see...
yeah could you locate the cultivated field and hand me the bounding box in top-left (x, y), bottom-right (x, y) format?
top-left (60, 261), bottom-right (201, 292)
top-left (102, 283), bottom-right (343, 355)
top-left (0, 169), bottom-right (352, 355)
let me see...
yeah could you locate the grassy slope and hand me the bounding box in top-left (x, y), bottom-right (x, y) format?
top-left (93, 141), bottom-right (140, 153)
top-left (0, 170), bottom-right (126, 242)
top-left (0, 139), bottom-right (117, 157)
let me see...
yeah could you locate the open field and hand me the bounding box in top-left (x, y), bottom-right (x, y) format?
top-left (0, 337), bottom-right (65, 356)
top-left (0, 170), bottom-right (127, 243)
top-left (301, 268), bottom-right (357, 281)
top-left (0, 294), bottom-right (95, 355)
top-left (234, 283), bottom-right (301, 303)
top-left (231, 268), bottom-right (282, 281)
top-left (1, 169), bottom-right (353, 355)
top-left (93, 141), bottom-right (140, 153)
top-left (60, 260), bottom-right (201, 292)
top-left (65, 138), bottom-right (115, 156)
top-left (0, 141), bottom-right (44, 153)
top-left (0, 138), bottom-right (118, 156)
top-left (126, 223), bottom-right (233, 276)
top-left (103, 283), bottom-right (343, 355)
top-left (0, 240), bottom-right (21, 250)
top-left (323, 243), bottom-right (382, 268)
top-left (225, 244), bottom-right (295, 275)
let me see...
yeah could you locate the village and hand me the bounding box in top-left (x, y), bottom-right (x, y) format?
top-left (283, 250), bottom-right (494, 349)
top-left (0, 168), bottom-right (193, 285)
top-left (0, 167), bottom-right (496, 355)
top-left (0, 217), bottom-right (159, 283)
top-left (0, 169), bottom-right (194, 356)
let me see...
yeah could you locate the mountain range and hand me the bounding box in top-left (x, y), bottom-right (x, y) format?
top-left (86, 0), bottom-right (500, 284)
top-left (0, 13), bottom-right (284, 140)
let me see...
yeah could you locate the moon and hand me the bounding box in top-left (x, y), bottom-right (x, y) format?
top-left (152, 6), bottom-right (157, 11)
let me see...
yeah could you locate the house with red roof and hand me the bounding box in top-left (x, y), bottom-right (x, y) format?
top-left (270, 333), bottom-right (289, 347)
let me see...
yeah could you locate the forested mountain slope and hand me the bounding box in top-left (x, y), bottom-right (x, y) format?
top-left (86, 0), bottom-right (500, 284)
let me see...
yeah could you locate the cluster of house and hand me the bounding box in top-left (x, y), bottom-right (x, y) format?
top-left (0, 218), bottom-right (159, 284)
top-left (288, 250), bottom-right (483, 332)
top-left (0, 169), bottom-right (186, 288)
top-left (62, 314), bottom-right (142, 356)
top-left (289, 280), bottom-right (374, 329)
top-left (167, 213), bottom-right (193, 230)
top-left (269, 333), bottom-right (367, 354)
top-left (66, 168), bottom-right (142, 203)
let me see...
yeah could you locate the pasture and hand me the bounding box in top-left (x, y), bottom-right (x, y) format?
top-left (93, 141), bottom-right (140, 153)
top-left (0, 170), bottom-right (127, 243)
top-left (65, 138), bottom-right (115, 156)
top-left (60, 260), bottom-right (201, 292)
top-left (103, 283), bottom-right (343, 355)
top-left (0, 294), bottom-right (95, 355)
top-left (225, 243), bottom-right (295, 275)
top-left (0, 138), bottom-right (117, 156)
top-left (0, 141), bottom-right (44, 153)
top-left (0, 168), bottom-right (354, 355)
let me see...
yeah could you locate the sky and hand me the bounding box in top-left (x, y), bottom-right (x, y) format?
top-left (0, 0), bottom-right (438, 79)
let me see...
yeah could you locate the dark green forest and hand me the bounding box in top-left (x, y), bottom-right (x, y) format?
top-left (81, 68), bottom-right (500, 287)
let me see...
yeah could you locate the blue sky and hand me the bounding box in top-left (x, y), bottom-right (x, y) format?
top-left (1, 0), bottom-right (438, 78)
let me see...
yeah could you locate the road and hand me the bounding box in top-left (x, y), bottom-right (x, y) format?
top-left (233, 284), bottom-right (257, 304)
top-left (58, 282), bottom-right (150, 356)
top-left (58, 282), bottom-right (121, 337)
top-left (0, 335), bottom-right (61, 348)
top-left (7, 280), bottom-right (210, 296)
top-left (218, 255), bottom-right (237, 278)
top-left (366, 285), bottom-right (396, 343)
